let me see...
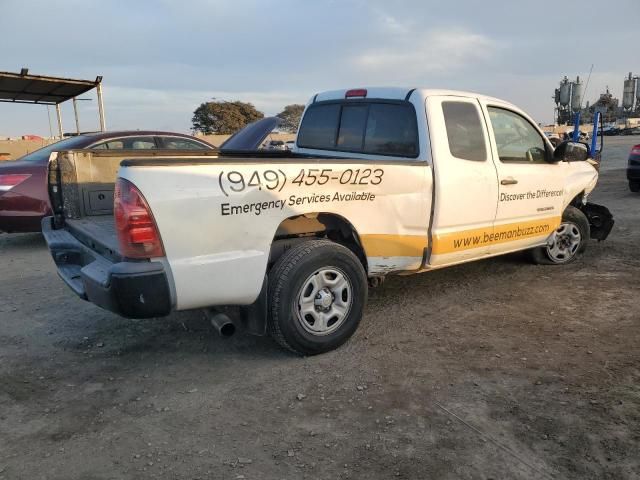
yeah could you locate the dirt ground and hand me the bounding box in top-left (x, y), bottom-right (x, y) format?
top-left (1, 139), bottom-right (639, 480)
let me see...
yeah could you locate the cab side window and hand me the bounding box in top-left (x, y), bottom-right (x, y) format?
top-left (487, 107), bottom-right (547, 163)
top-left (442, 101), bottom-right (487, 161)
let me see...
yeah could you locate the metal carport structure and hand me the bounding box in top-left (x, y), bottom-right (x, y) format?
top-left (0, 68), bottom-right (106, 137)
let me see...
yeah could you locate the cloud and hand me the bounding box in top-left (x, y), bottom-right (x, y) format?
top-left (1, 0), bottom-right (638, 136)
top-left (97, 86), bottom-right (306, 132)
top-left (106, 86), bottom-right (304, 114)
top-left (354, 28), bottom-right (497, 79)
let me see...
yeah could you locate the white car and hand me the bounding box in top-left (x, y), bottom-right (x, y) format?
top-left (43, 87), bottom-right (613, 355)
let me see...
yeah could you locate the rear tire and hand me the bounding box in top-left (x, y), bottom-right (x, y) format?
top-left (268, 239), bottom-right (367, 355)
top-left (531, 206), bottom-right (589, 265)
top-left (630, 180), bottom-right (640, 193)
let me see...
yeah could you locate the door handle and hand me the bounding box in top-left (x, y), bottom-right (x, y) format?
top-left (501, 178), bottom-right (518, 185)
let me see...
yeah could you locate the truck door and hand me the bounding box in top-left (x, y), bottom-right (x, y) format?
top-left (425, 96), bottom-right (499, 267)
top-left (480, 102), bottom-right (565, 255)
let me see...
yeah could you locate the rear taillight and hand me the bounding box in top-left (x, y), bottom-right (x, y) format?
top-left (114, 178), bottom-right (165, 259)
top-left (345, 88), bottom-right (367, 98)
top-left (631, 145), bottom-right (640, 156)
top-left (0, 173), bottom-right (31, 193)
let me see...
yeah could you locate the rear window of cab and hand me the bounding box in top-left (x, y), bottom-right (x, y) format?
top-left (297, 101), bottom-right (419, 158)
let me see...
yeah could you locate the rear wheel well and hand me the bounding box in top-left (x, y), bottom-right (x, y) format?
top-left (268, 213), bottom-right (368, 274)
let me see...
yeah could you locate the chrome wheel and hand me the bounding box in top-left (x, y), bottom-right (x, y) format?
top-left (546, 222), bottom-right (582, 263)
top-left (296, 268), bottom-right (352, 336)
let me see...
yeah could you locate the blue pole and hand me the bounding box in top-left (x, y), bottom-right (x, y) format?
top-left (572, 111), bottom-right (581, 142)
top-left (591, 111), bottom-right (600, 154)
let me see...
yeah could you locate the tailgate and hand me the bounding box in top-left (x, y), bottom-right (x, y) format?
top-left (65, 215), bottom-right (121, 262)
top-left (41, 216), bottom-right (172, 318)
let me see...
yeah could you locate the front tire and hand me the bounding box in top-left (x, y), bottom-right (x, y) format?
top-left (630, 180), bottom-right (640, 193)
top-left (268, 239), bottom-right (367, 355)
top-left (531, 206), bottom-right (590, 265)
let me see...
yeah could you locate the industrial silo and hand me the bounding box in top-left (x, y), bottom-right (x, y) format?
top-left (571, 76), bottom-right (583, 113)
top-left (559, 77), bottom-right (571, 107)
top-left (623, 72), bottom-right (636, 111)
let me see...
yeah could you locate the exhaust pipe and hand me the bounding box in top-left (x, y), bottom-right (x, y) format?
top-left (205, 309), bottom-right (236, 337)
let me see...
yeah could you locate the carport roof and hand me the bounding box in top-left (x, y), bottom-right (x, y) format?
top-left (0, 70), bottom-right (101, 105)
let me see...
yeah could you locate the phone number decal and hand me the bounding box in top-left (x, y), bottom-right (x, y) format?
top-left (218, 168), bottom-right (384, 197)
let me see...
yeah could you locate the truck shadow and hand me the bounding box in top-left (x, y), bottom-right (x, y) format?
top-left (56, 307), bottom-right (291, 361)
top-left (54, 250), bottom-right (535, 362)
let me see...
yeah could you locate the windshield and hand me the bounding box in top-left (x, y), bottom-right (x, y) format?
top-left (18, 136), bottom-right (89, 162)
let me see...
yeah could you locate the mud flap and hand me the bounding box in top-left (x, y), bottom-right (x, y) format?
top-left (580, 202), bottom-right (614, 241)
top-left (239, 275), bottom-right (268, 336)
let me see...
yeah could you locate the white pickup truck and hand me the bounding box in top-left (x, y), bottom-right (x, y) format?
top-left (43, 87), bottom-right (613, 355)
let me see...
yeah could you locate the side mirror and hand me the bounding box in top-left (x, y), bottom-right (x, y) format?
top-left (553, 141), bottom-right (590, 162)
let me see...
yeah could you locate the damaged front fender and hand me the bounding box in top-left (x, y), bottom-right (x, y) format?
top-left (580, 202), bottom-right (614, 241)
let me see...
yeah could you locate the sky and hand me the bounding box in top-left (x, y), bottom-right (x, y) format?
top-left (0, 0), bottom-right (638, 137)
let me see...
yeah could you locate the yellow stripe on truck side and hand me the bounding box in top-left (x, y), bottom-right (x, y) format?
top-left (432, 216), bottom-right (561, 255)
top-left (359, 217), bottom-right (561, 258)
top-left (360, 234), bottom-right (427, 258)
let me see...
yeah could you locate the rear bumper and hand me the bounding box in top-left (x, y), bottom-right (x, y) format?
top-left (0, 165), bottom-right (51, 233)
top-left (0, 195), bottom-right (49, 232)
top-left (42, 217), bottom-right (172, 318)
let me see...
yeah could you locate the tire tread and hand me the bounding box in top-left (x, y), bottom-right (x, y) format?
top-left (268, 239), bottom-right (363, 355)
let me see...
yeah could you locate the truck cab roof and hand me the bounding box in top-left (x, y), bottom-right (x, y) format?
top-left (297, 87), bottom-right (536, 162)
top-left (313, 87), bottom-right (510, 108)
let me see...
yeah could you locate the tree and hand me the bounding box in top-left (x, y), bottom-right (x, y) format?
top-left (276, 104), bottom-right (305, 133)
top-left (192, 100), bottom-right (264, 135)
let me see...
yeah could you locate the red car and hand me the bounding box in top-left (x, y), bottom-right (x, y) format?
top-left (0, 131), bottom-right (215, 233)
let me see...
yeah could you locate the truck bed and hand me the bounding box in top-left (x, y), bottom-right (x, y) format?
top-left (49, 150), bottom-right (219, 221)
